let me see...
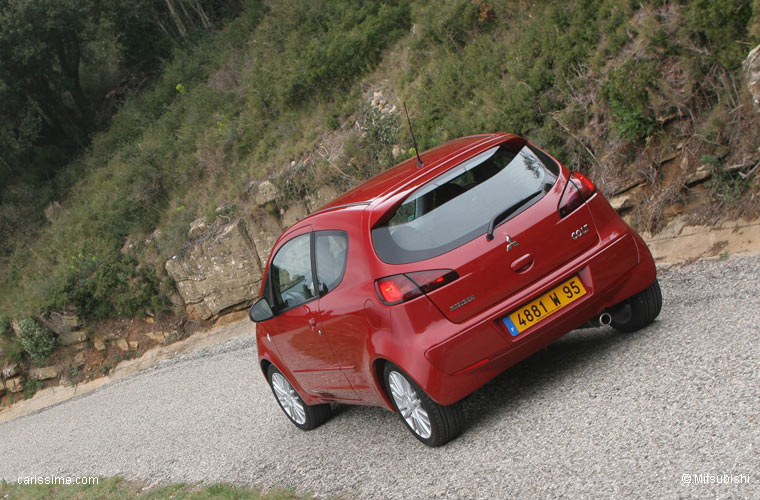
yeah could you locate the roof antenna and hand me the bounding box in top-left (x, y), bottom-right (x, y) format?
top-left (403, 102), bottom-right (423, 167)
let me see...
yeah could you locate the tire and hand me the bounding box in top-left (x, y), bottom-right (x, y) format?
top-left (267, 365), bottom-right (331, 431)
top-left (383, 363), bottom-right (464, 447)
top-left (609, 279), bottom-right (663, 333)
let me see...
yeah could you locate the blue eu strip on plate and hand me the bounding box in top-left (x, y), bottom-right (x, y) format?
top-left (503, 317), bottom-right (520, 336)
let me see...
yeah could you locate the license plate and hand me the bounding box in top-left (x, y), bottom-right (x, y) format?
top-left (502, 277), bottom-right (587, 336)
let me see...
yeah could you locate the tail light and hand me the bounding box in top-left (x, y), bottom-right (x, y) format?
top-left (558, 172), bottom-right (596, 218)
top-left (375, 269), bottom-right (459, 305)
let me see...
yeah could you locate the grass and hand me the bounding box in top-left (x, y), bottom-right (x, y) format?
top-left (0, 478), bottom-right (317, 500)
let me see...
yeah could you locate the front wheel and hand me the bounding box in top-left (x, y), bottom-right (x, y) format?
top-left (609, 279), bottom-right (663, 333)
top-left (383, 363), bottom-right (464, 447)
top-left (267, 365), bottom-right (331, 430)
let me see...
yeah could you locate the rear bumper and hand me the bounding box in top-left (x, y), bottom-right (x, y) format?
top-left (414, 229), bottom-right (656, 405)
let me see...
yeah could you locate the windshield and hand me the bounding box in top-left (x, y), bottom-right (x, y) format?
top-left (372, 144), bottom-right (558, 264)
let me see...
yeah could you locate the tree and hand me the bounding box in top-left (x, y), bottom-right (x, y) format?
top-left (0, 0), bottom-right (97, 179)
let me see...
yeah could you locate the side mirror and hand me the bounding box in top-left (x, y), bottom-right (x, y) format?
top-left (249, 298), bottom-right (274, 322)
top-left (248, 298), bottom-right (274, 323)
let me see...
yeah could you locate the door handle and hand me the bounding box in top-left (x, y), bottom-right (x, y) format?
top-left (510, 254), bottom-right (534, 273)
top-left (308, 317), bottom-right (317, 330)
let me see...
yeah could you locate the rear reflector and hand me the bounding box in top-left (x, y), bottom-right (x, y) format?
top-left (375, 269), bottom-right (459, 305)
top-left (558, 172), bottom-right (596, 218)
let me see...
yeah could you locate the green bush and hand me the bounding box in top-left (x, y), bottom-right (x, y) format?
top-left (0, 336), bottom-right (24, 364)
top-left (685, 0), bottom-right (754, 71)
top-left (16, 318), bottom-right (57, 363)
top-left (49, 253), bottom-right (167, 319)
top-left (602, 59), bottom-right (659, 141)
top-left (23, 378), bottom-right (43, 399)
top-left (0, 315), bottom-right (8, 335)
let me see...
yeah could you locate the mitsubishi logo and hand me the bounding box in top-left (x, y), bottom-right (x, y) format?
top-left (505, 234), bottom-right (520, 252)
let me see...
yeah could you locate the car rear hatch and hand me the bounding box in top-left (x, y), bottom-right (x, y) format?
top-left (371, 139), bottom-right (599, 324)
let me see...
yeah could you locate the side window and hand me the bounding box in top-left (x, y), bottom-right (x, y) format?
top-left (315, 231), bottom-right (348, 296)
top-left (269, 233), bottom-right (315, 312)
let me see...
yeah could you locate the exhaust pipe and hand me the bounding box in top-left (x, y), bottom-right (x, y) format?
top-left (599, 312), bottom-right (612, 326)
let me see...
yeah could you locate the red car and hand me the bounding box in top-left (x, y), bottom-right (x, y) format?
top-left (249, 133), bottom-right (661, 446)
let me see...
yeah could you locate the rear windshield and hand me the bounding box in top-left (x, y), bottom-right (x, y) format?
top-left (372, 144), bottom-right (558, 264)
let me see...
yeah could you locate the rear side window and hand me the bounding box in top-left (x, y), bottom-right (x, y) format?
top-left (315, 231), bottom-right (348, 295)
top-left (372, 144), bottom-right (558, 264)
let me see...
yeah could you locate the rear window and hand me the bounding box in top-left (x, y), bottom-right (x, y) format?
top-left (371, 144), bottom-right (558, 264)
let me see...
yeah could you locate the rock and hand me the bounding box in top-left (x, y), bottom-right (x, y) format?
top-left (145, 317), bottom-right (154, 325)
top-left (0, 381), bottom-right (4, 395)
top-left (168, 293), bottom-right (184, 307)
top-left (188, 217), bottom-right (208, 239)
top-left (165, 219), bottom-right (263, 321)
top-left (744, 45), bottom-right (760, 110)
top-left (1, 363), bottom-right (20, 379)
top-left (281, 202), bottom-right (308, 228)
top-left (610, 193), bottom-right (635, 213)
top-left (147, 331), bottom-right (169, 342)
top-left (73, 352), bottom-right (87, 367)
top-left (128, 340), bottom-right (139, 351)
top-left (214, 309), bottom-right (249, 326)
top-left (93, 337), bottom-right (106, 351)
top-left (116, 339), bottom-right (130, 352)
top-left (5, 376), bottom-right (23, 393)
top-left (40, 310), bottom-right (82, 335)
top-left (685, 164), bottom-right (712, 186)
top-left (44, 201), bottom-right (63, 223)
top-left (305, 185), bottom-right (340, 212)
top-left (246, 212), bottom-right (281, 263)
top-left (255, 180), bottom-right (278, 205)
top-left (58, 330), bottom-right (87, 346)
top-left (29, 365), bottom-right (60, 380)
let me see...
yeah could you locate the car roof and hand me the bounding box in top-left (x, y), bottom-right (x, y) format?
top-left (318, 133), bottom-right (508, 211)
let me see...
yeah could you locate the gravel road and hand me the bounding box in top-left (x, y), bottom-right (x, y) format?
top-left (1, 254), bottom-right (758, 499)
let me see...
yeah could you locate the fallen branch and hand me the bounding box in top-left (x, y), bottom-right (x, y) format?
top-left (739, 160), bottom-right (760, 180)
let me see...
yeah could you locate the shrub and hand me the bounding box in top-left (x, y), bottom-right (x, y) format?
top-left (16, 318), bottom-right (57, 362)
top-left (23, 378), bottom-right (43, 399)
top-left (0, 315), bottom-right (8, 335)
top-left (602, 60), bottom-right (659, 141)
top-left (0, 336), bottom-right (24, 364)
top-left (49, 253), bottom-right (167, 319)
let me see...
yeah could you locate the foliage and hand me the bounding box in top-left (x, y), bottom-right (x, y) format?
top-left (602, 60), bottom-right (659, 141)
top-left (246, 0), bottom-right (411, 114)
top-left (684, 0), bottom-right (754, 71)
top-left (16, 318), bottom-right (56, 363)
top-left (0, 317), bottom-right (24, 364)
top-left (49, 253), bottom-right (167, 319)
top-left (0, 335), bottom-right (24, 365)
top-left (0, 0), bottom-right (759, 325)
top-left (703, 155), bottom-right (751, 204)
top-left (23, 378), bottom-right (43, 399)
top-left (337, 106), bottom-right (401, 185)
top-left (0, 477), bottom-right (311, 500)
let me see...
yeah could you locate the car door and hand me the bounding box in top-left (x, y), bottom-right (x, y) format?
top-left (313, 228), bottom-right (383, 404)
top-left (264, 229), bottom-right (356, 400)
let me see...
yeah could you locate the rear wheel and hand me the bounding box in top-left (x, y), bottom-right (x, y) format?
top-left (609, 279), bottom-right (663, 333)
top-left (267, 365), bottom-right (331, 430)
top-left (383, 363), bottom-right (464, 447)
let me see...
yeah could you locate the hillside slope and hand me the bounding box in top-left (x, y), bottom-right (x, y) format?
top-left (1, 0), bottom-right (759, 380)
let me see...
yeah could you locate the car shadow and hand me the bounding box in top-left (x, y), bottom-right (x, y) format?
top-left (325, 324), bottom-right (655, 440)
top-left (460, 325), bottom-right (645, 430)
